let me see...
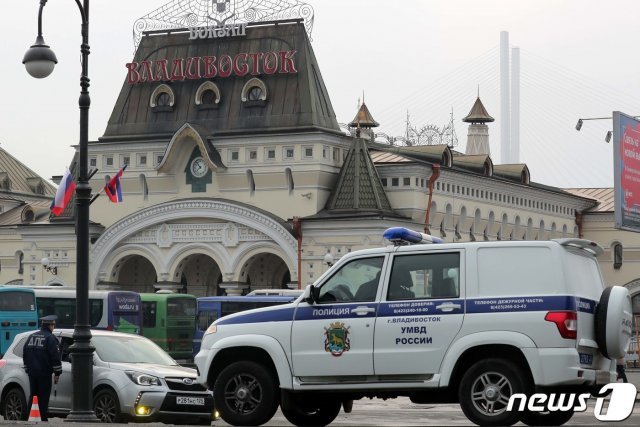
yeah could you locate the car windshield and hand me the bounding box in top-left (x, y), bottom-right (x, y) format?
top-left (92, 335), bottom-right (177, 365)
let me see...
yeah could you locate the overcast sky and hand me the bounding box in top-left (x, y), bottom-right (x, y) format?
top-left (2, 0), bottom-right (639, 188)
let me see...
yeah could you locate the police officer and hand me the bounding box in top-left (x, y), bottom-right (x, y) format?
top-left (23, 315), bottom-right (62, 421)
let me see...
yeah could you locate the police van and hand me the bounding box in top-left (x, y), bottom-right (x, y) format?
top-left (194, 228), bottom-right (633, 427)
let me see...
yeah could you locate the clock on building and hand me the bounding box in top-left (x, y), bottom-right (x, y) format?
top-left (190, 157), bottom-right (209, 178)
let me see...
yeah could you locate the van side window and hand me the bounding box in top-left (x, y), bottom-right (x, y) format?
top-left (388, 253), bottom-right (460, 301)
top-left (318, 257), bottom-right (384, 303)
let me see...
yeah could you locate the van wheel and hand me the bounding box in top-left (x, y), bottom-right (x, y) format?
top-left (213, 361), bottom-right (279, 426)
top-left (3, 387), bottom-right (27, 421)
top-left (281, 391), bottom-right (341, 427)
top-left (458, 358), bottom-right (525, 426)
top-left (93, 388), bottom-right (122, 423)
top-left (520, 409), bottom-right (574, 426)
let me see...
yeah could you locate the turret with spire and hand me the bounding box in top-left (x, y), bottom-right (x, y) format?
top-left (349, 95), bottom-right (379, 142)
top-left (462, 90), bottom-right (494, 155)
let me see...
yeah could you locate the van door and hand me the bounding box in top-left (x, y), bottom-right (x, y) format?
top-left (374, 250), bottom-right (464, 376)
top-left (291, 256), bottom-right (385, 378)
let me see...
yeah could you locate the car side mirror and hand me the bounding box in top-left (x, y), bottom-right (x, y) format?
top-left (305, 285), bottom-right (319, 304)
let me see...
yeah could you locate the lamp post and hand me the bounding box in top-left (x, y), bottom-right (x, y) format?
top-left (23, 0), bottom-right (97, 422)
top-left (576, 116), bottom-right (640, 143)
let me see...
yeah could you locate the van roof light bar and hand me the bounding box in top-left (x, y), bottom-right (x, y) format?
top-left (383, 227), bottom-right (443, 246)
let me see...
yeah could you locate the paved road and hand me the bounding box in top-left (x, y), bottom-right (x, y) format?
top-left (2, 371), bottom-right (639, 426)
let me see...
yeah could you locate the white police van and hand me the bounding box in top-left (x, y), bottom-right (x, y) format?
top-left (195, 228), bottom-right (633, 426)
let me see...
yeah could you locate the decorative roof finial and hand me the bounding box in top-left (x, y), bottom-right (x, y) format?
top-left (133, 0), bottom-right (315, 50)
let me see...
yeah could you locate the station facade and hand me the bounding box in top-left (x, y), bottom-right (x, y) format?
top-left (0, 17), bottom-right (636, 325)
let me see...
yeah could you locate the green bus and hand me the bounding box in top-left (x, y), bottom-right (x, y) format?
top-left (140, 293), bottom-right (196, 361)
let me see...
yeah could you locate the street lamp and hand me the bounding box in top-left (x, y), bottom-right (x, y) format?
top-left (41, 257), bottom-right (58, 275)
top-left (23, 0), bottom-right (97, 422)
top-left (576, 116), bottom-right (640, 143)
top-left (323, 252), bottom-right (334, 267)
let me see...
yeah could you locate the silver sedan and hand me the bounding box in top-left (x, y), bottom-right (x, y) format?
top-left (0, 329), bottom-right (213, 424)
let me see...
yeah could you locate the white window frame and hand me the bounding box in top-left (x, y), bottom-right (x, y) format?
top-left (229, 149), bottom-right (240, 162)
top-left (265, 147), bottom-right (276, 161)
top-left (284, 147), bottom-right (295, 160)
top-left (303, 146), bottom-right (314, 159)
top-left (154, 153), bottom-right (164, 166)
top-left (247, 148), bottom-right (258, 162)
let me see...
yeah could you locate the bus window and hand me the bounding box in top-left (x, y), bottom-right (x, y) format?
top-left (0, 288), bottom-right (38, 357)
top-left (37, 297), bottom-right (103, 329)
top-left (197, 309), bottom-right (219, 331)
top-left (0, 291), bottom-right (36, 311)
top-left (142, 301), bottom-right (157, 328)
top-left (168, 298), bottom-right (196, 316)
top-left (108, 292), bottom-right (143, 334)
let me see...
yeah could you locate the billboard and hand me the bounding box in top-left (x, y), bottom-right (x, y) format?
top-left (613, 111), bottom-right (640, 231)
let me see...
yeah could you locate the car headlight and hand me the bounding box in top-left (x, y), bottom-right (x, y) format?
top-left (205, 324), bottom-right (217, 334)
top-left (126, 371), bottom-right (160, 386)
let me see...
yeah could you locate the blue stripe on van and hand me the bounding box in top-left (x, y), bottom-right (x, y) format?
top-left (294, 304), bottom-right (378, 320)
top-left (216, 307), bottom-right (295, 325)
top-left (377, 300), bottom-right (464, 316)
top-left (466, 296), bottom-right (597, 314)
top-left (214, 296), bottom-right (598, 325)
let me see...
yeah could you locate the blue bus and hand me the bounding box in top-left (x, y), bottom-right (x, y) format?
top-left (193, 295), bottom-right (298, 357)
top-left (33, 289), bottom-right (143, 334)
top-left (0, 287), bottom-right (38, 357)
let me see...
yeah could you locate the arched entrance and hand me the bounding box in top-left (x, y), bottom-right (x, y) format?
top-left (111, 255), bottom-right (157, 293)
top-left (172, 254), bottom-right (222, 297)
top-left (238, 253), bottom-right (291, 293)
top-left (91, 199), bottom-right (298, 293)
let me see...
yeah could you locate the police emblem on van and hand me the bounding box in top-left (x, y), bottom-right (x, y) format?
top-left (324, 322), bottom-right (351, 357)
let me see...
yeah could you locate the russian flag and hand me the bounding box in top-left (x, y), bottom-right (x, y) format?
top-left (104, 164), bottom-right (126, 203)
top-left (50, 168), bottom-right (76, 216)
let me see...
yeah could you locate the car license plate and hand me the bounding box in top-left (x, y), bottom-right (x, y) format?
top-left (579, 352), bottom-right (593, 365)
top-left (176, 396), bottom-right (205, 406)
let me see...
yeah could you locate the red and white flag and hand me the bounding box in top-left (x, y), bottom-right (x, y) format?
top-left (50, 168), bottom-right (76, 216)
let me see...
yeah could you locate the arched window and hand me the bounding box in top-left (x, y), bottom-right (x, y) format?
top-left (285, 168), bottom-right (294, 195)
top-left (498, 213), bottom-right (508, 240)
top-left (247, 170), bottom-right (256, 196)
top-left (140, 174), bottom-right (149, 201)
top-left (485, 211), bottom-right (495, 241)
top-left (195, 81), bottom-right (221, 108)
top-left (17, 251), bottom-right (24, 275)
top-left (514, 216), bottom-right (521, 240)
top-left (613, 242), bottom-right (623, 269)
top-left (241, 78), bottom-right (267, 106)
top-left (471, 208), bottom-right (482, 241)
top-left (150, 84), bottom-right (175, 111)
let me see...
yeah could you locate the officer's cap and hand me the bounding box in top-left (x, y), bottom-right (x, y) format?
top-left (40, 315), bottom-right (58, 323)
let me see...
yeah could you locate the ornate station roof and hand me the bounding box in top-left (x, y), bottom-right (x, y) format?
top-left (101, 20), bottom-right (340, 142)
